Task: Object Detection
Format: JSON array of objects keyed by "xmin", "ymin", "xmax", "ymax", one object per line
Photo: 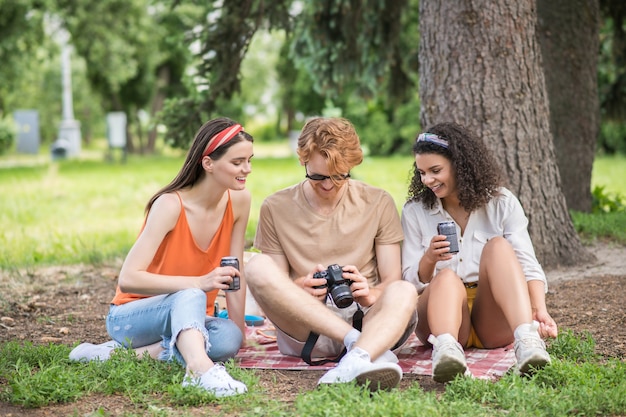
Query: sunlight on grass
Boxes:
[
  {"xmin": 591, "ymin": 154, "xmax": 626, "ymax": 195},
  {"xmin": 0, "ymin": 141, "xmax": 624, "ymax": 269}
]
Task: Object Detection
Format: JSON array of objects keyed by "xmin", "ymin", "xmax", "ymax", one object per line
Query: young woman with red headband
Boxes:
[{"xmin": 69, "ymin": 117, "xmax": 254, "ymax": 397}]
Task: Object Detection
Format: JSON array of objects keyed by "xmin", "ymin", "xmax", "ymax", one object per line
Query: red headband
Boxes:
[{"xmin": 201, "ymin": 124, "xmax": 243, "ymax": 160}]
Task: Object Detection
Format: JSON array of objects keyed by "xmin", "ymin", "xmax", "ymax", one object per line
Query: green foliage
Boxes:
[
  {"xmin": 546, "ymin": 329, "xmax": 598, "ymax": 362},
  {"xmin": 275, "ymin": 36, "xmax": 326, "ymax": 131},
  {"xmin": 345, "ymin": 93, "xmax": 421, "ymax": 156},
  {"xmin": 0, "ymin": 0, "xmax": 51, "ymax": 114},
  {"xmin": 159, "ymin": 1, "xmax": 292, "ymax": 150},
  {"xmin": 291, "ymin": 0, "xmax": 413, "ymax": 100},
  {"xmin": 572, "ymin": 182, "xmax": 626, "ymax": 243},
  {"xmin": 0, "ymin": 117, "xmax": 15, "ymax": 155},
  {"xmin": 598, "ymin": 120, "xmax": 626, "ymax": 154},
  {"xmin": 591, "ymin": 184, "xmax": 626, "ymax": 213},
  {"xmin": 570, "ymin": 209, "xmax": 626, "ymax": 244},
  {"xmin": 597, "ymin": 2, "xmax": 626, "ymax": 153}
]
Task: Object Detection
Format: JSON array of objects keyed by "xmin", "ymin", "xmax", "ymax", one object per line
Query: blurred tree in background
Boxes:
[
  {"xmin": 1, "ymin": 1, "xmax": 625, "ymax": 181},
  {"xmin": 598, "ymin": 0, "xmax": 626, "ymax": 154}
]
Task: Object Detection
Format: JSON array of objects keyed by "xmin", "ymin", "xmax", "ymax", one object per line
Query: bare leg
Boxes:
[
  {"xmin": 245, "ymin": 254, "xmax": 353, "ymax": 343},
  {"xmin": 415, "ymin": 269, "xmax": 471, "ymax": 345},
  {"xmin": 133, "ymin": 342, "xmax": 163, "ymax": 359},
  {"xmin": 175, "ymin": 329, "xmax": 214, "ymax": 376},
  {"xmin": 354, "ymin": 280, "xmax": 417, "ymax": 360},
  {"xmin": 472, "ymin": 237, "xmax": 533, "ymax": 347}
]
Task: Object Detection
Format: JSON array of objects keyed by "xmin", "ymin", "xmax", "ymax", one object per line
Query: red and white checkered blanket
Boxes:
[{"xmin": 236, "ymin": 323, "xmax": 515, "ymax": 380}]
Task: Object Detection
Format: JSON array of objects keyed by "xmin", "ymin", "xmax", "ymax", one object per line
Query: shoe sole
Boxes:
[
  {"xmin": 432, "ymin": 356, "xmax": 467, "ymax": 383},
  {"xmin": 354, "ymin": 367, "xmax": 402, "ymax": 391},
  {"xmin": 518, "ymin": 354, "xmax": 550, "ymax": 375}
]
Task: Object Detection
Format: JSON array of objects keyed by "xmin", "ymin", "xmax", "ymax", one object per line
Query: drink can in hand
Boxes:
[
  {"xmin": 220, "ymin": 256, "xmax": 240, "ymax": 291},
  {"xmin": 437, "ymin": 221, "xmax": 460, "ymax": 253}
]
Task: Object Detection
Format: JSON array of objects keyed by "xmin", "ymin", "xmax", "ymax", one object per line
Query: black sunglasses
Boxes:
[{"xmin": 305, "ymin": 164, "xmax": 350, "ymax": 182}]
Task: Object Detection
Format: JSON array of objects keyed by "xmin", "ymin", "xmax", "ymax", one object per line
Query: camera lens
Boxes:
[{"xmin": 330, "ymin": 284, "xmax": 354, "ymax": 308}]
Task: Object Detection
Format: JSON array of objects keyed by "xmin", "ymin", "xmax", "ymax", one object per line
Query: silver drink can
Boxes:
[
  {"xmin": 220, "ymin": 256, "xmax": 240, "ymax": 291},
  {"xmin": 437, "ymin": 221, "xmax": 460, "ymax": 253}
]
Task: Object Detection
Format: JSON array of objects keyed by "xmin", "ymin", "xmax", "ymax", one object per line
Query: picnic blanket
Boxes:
[{"xmin": 236, "ymin": 322, "xmax": 515, "ymax": 380}]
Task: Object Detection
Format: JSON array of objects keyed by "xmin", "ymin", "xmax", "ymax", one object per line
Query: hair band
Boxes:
[
  {"xmin": 201, "ymin": 124, "xmax": 243, "ymax": 160},
  {"xmin": 416, "ymin": 133, "xmax": 449, "ymax": 149}
]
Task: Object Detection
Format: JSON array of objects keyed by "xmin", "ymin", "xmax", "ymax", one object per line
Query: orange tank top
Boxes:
[{"xmin": 111, "ymin": 192, "xmax": 234, "ymax": 315}]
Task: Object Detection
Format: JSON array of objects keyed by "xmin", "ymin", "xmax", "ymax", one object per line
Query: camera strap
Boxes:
[{"xmin": 301, "ymin": 306, "xmax": 363, "ymax": 366}]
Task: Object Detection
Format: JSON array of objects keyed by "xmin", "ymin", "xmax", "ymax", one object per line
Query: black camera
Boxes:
[{"xmin": 313, "ymin": 264, "xmax": 354, "ymax": 308}]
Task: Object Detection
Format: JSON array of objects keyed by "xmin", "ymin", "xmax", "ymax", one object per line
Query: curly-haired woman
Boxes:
[{"xmin": 401, "ymin": 122, "xmax": 557, "ymax": 383}]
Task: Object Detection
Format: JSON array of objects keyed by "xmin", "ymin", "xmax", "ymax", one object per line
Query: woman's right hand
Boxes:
[
  {"xmin": 426, "ymin": 234, "xmax": 454, "ymax": 264},
  {"xmin": 198, "ymin": 266, "xmax": 239, "ymax": 292}
]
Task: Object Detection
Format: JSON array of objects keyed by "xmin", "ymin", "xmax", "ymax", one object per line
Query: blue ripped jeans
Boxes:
[{"xmin": 106, "ymin": 288, "xmax": 242, "ymax": 366}]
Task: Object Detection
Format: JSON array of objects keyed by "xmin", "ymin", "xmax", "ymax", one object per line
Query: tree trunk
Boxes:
[
  {"xmin": 419, "ymin": 0, "xmax": 594, "ymax": 267},
  {"xmin": 146, "ymin": 65, "xmax": 171, "ymax": 154},
  {"xmin": 537, "ymin": 0, "xmax": 600, "ymax": 213}
]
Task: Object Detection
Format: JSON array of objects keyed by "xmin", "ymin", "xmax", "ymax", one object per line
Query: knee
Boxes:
[
  {"xmin": 167, "ymin": 289, "xmax": 208, "ymax": 318},
  {"xmin": 208, "ymin": 319, "xmax": 243, "ymax": 362},
  {"xmin": 175, "ymin": 288, "xmax": 207, "ymax": 307},
  {"xmin": 482, "ymin": 236, "xmax": 513, "ymax": 257},
  {"xmin": 386, "ymin": 280, "xmax": 418, "ymax": 306},
  {"xmin": 431, "ymin": 269, "xmax": 464, "ymax": 291},
  {"xmin": 244, "ymin": 254, "xmax": 282, "ymax": 290}
]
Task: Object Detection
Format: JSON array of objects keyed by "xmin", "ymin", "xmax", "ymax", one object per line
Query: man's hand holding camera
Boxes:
[
  {"xmin": 297, "ymin": 263, "xmax": 377, "ymax": 308},
  {"xmin": 341, "ymin": 265, "xmax": 372, "ymax": 306},
  {"xmin": 298, "ymin": 264, "xmax": 331, "ymax": 301}
]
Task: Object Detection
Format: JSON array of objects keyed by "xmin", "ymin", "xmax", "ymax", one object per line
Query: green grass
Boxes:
[
  {"xmin": 2, "ymin": 143, "xmax": 625, "ymax": 269},
  {"xmin": 0, "ymin": 144, "xmax": 416, "ymax": 269},
  {"xmin": 591, "ymin": 154, "xmax": 626, "ymax": 196},
  {"xmin": 1, "ymin": 145, "xmax": 625, "ymax": 414},
  {"xmin": 0, "ymin": 331, "xmax": 624, "ymax": 416}
]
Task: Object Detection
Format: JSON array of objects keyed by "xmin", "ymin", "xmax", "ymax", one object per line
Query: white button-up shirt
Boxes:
[{"xmin": 401, "ymin": 187, "xmax": 547, "ymax": 294}]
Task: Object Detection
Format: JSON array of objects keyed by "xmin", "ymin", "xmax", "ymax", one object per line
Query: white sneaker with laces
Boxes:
[
  {"xmin": 317, "ymin": 347, "xmax": 402, "ymax": 391},
  {"xmin": 514, "ymin": 321, "xmax": 551, "ymax": 375},
  {"xmin": 182, "ymin": 364, "xmax": 247, "ymax": 397},
  {"xmin": 69, "ymin": 341, "xmax": 121, "ymax": 362},
  {"xmin": 428, "ymin": 333, "xmax": 468, "ymax": 383}
]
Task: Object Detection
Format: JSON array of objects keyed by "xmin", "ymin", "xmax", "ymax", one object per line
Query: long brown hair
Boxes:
[{"xmin": 145, "ymin": 117, "xmax": 253, "ymax": 213}]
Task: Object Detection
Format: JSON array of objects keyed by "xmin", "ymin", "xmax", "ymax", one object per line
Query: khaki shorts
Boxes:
[{"xmin": 276, "ymin": 301, "xmax": 418, "ymax": 359}]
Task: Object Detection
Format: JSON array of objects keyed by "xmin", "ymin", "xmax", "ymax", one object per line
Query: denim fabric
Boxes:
[{"xmin": 106, "ymin": 288, "xmax": 242, "ymax": 365}]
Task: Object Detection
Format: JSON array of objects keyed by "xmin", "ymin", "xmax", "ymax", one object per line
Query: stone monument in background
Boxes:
[
  {"xmin": 13, "ymin": 110, "xmax": 40, "ymax": 154},
  {"xmin": 55, "ymin": 29, "xmax": 81, "ymax": 158}
]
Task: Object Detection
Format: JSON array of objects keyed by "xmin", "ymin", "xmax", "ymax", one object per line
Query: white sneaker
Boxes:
[
  {"xmin": 182, "ymin": 364, "xmax": 247, "ymax": 397},
  {"xmin": 317, "ymin": 347, "xmax": 402, "ymax": 391},
  {"xmin": 428, "ymin": 334, "xmax": 468, "ymax": 383},
  {"xmin": 69, "ymin": 341, "xmax": 120, "ymax": 362},
  {"xmin": 514, "ymin": 321, "xmax": 551, "ymax": 375},
  {"xmin": 373, "ymin": 349, "xmax": 399, "ymax": 364}
]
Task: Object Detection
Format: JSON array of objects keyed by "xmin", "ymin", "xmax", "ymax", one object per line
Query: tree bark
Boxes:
[
  {"xmin": 419, "ymin": 0, "xmax": 594, "ymax": 267},
  {"xmin": 537, "ymin": 0, "xmax": 600, "ymax": 213},
  {"xmin": 146, "ymin": 65, "xmax": 171, "ymax": 154}
]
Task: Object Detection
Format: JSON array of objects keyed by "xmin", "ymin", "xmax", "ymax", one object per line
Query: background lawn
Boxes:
[{"xmin": 0, "ymin": 142, "xmax": 625, "ymax": 269}]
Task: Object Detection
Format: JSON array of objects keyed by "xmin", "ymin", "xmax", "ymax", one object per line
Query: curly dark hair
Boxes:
[{"xmin": 407, "ymin": 122, "xmax": 504, "ymax": 212}]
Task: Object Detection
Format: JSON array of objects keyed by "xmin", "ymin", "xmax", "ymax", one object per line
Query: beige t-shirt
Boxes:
[{"xmin": 254, "ymin": 180, "xmax": 403, "ymax": 286}]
